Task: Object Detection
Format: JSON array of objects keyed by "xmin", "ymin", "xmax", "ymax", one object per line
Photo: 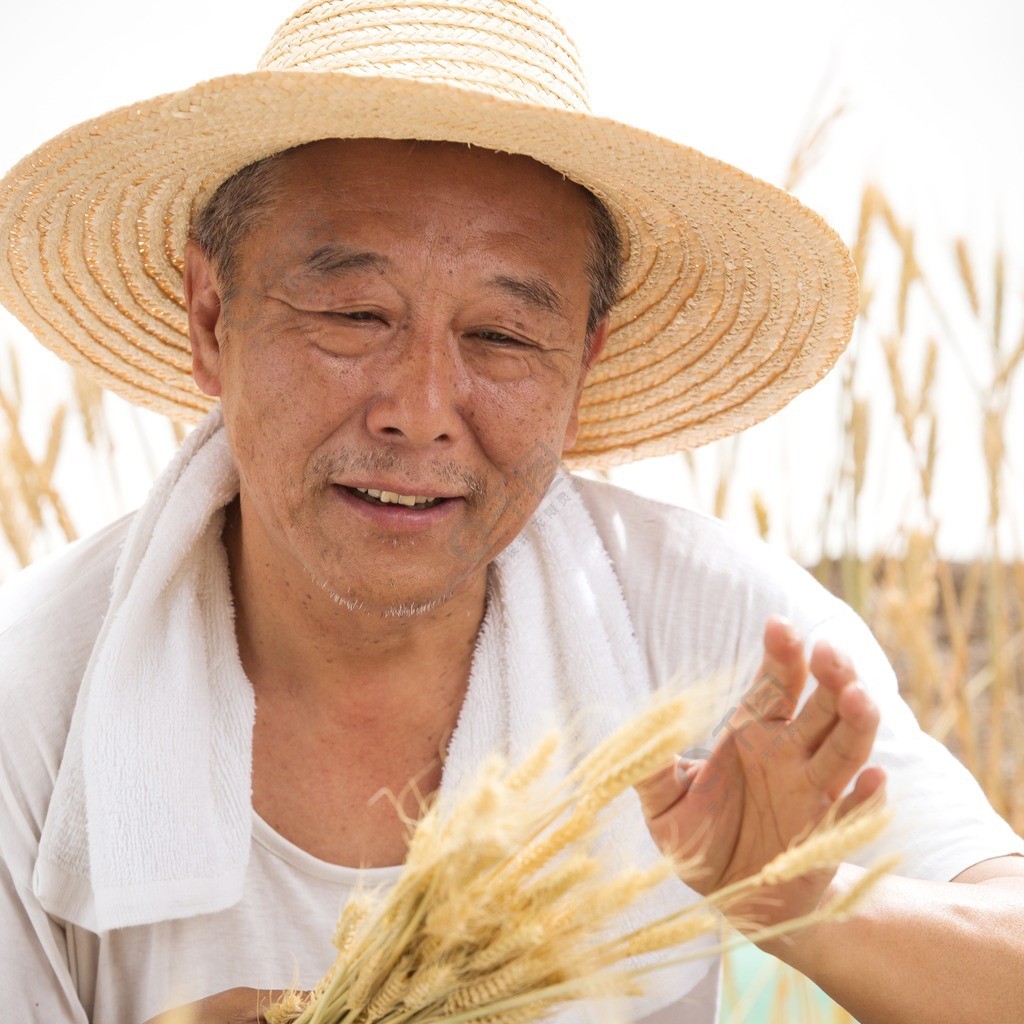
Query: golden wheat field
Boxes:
[{"xmin": 1, "ymin": 169, "xmax": 1021, "ymax": 1023}]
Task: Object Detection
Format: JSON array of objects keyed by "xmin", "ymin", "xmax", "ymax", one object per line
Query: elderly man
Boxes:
[{"xmin": 1, "ymin": 2, "xmax": 1022, "ymax": 1023}]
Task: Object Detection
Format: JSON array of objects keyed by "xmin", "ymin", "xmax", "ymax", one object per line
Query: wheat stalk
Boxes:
[{"xmin": 266, "ymin": 691, "xmax": 893, "ymax": 1024}]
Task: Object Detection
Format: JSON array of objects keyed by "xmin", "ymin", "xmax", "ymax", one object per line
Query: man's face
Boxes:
[{"xmin": 190, "ymin": 139, "xmax": 601, "ymax": 616}]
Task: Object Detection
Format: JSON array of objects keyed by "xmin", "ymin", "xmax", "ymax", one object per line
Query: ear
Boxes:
[
  {"xmin": 562, "ymin": 318, "xmax": 610, "ymax": 453},
  {"xmin": 182, "ymin": 239, "xmax": 225, "ymax": 398}
]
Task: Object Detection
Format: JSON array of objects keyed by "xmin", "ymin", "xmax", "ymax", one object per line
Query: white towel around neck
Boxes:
[{"xmin": 35, "ymin": 407, "xmax": 714, "ymax": 1014}]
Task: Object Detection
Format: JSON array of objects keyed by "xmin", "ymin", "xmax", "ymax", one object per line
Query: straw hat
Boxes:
[{"xmin": 0, "ymin": 0, "xmax": 856, "ymax": 468}]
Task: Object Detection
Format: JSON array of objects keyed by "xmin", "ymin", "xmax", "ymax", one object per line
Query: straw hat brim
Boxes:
[{"xmin": 0, "ymin": 70, "xmax": 857, "ymax": 468}]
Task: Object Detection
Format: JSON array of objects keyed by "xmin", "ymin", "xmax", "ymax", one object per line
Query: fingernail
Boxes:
[
  {"xmin": 777, "ymin": 617, "xmax": 798, "ymax": 643},
  {"xmin": 832, "ymin": 648, "xmax": 852, "ymax": 672},
  {"xmin": 674, "ymin": 757, "xmax": 695, "ymax": 789},
  {"xmin": 856, "ymin": 683, "xmax": 876, "ymax": 710},
  {"xmin": 846, "ymin": 682, "xmax": 876, "ymax": 719}
]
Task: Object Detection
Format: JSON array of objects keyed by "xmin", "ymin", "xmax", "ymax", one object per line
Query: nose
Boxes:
[{"xmin": 364, "ymin": 322, "xmax": 466, "ymax": 447}]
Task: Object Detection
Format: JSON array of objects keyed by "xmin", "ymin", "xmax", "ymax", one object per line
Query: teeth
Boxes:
[{"xmin": 354, "ymin": 486, "xmax": 440, "ymax": 508}]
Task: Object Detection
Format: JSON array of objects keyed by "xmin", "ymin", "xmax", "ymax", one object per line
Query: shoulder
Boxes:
[
  {"xmin": 0, "ymin": 516, "xmax": 131, "ymax": 832},
  {"xmin": 573, "ymin": 476, "xmax": 844, "ymax": 686},
  {"xmin": 0, "ymin": 513, "xmax": 130, "ymax": 660},
  {"xmin": 575, "ymin": 475, "xmax": 842, "ymax": 626}
]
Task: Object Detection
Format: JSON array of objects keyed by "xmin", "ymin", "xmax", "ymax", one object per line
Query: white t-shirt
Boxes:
[{"xmin": 1, "ymin": 478, "xmax": 1021, "ymax": 1023}]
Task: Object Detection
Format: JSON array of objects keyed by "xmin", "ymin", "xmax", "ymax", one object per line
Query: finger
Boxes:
[
  {"xmin": 789, "ymin": 641, "xmax": 857, "ymax": 751},
  {"xmin": 805, "ymin": 681, "xmax": 880, "ymax": 799},
  {"xmin": 220, "ymin": 987, "xmax": 307, "ymax": 1022},
  {"xmin": 837, "ymin": 765, "xmax": 888, "ymax": 818},
  {"xmin": 145, "ymin": 989, "xmax": 306, "ymax": 1024},
  {"xmin": 733, "ymin": 616, "xmax": 808, "ymax": 728},
  {"xmin": 634, "ymin": 756, "xmax": 698, "ymax": 820},
  {"xmin": 257, "ymin": 988, "xmax": 307, "ymax": 1023}
]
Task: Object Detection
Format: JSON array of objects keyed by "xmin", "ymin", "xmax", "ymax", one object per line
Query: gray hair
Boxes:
[{"xmin": 190, "ymin": 144, "xmax": 624, "ymax": 342}]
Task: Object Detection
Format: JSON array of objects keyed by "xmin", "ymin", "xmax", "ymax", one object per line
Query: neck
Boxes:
[{"xmin": 223, "ymin": 497, "xmax": 488, "ymax": 716}]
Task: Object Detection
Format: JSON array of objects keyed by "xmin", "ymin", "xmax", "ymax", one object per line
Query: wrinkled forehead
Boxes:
[
  {"xmin": 228, "ymin": 138, "xmax": 599, "ymax": 290},
  {"xmin": 268, "ymin": 137, "xmax": 595, "ymax": 217}
]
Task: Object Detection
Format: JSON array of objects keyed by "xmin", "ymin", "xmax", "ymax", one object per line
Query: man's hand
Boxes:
[
  {"xmin": 635, "ymin": 616, "xmax": 886, "ymax": 932},
  {"xmin": 142, "ymin": 988, "xmax": 299, "ymax": 1024}
]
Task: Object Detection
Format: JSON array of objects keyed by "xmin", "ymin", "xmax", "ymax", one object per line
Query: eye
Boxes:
[
  {"xmin": 475, "ymin": 330, "xmax": 527, "ymax": 346},
  {"xmin": 330, "ymin": 310, "xmax": 382, "ymax": 323}
]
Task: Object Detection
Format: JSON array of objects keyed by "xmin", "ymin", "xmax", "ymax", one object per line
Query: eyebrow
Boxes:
[
  {"xmin": 487, "ymin": 274, "xmax": 568, "ymax": 321},
  {"xmin": 301, "ymin": 245, "xmax": 568, "ymax": 321},
  {"xmin": 303, "ymin": 243, "xmax": 392, "ymax": 276}
]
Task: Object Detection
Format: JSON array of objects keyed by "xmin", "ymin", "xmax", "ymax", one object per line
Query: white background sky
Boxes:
[{"xmin": 1, "ymin": 0, "xmax": 1022, "ymax": 564}]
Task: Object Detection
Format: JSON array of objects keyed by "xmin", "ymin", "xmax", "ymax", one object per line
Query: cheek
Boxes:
[
  {"xmin": 465, "ymin": 373, "xmax": 581, "ymax": 525},
  {"xmin": 219, "ymin": 331, "xmax": 359, "ymax": 509},
  {"xmin": 468, "ymin": 368, "xmax": 579, "ymax": 452}
]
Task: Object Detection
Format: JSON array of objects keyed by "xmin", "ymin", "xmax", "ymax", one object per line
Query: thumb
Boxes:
[{"xmin": 634, "ymin": 755, "xmax": 699, "ymax": 820}]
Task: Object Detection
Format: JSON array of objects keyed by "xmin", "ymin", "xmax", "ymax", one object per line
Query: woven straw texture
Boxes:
[{"xmin": 0, "ymin": 0, "xmax": 857, "ymax": 467}]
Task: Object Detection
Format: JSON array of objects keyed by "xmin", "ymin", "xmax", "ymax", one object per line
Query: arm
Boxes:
[
  {"xmin": 0, "ymin": 688, "xmax": 89, "ymax": 1021},
  {"xmin": 768, "ymin": 855, "xmax": 1024, "ymax": 1024},
  {"xmin": 0, "ymin": 854, "xmax": 89, "ymax": 1022}
]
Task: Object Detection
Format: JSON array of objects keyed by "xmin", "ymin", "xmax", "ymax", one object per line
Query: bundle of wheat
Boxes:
[{"xmin": 266, "ymin": 690, "xmax": 894, "ymax": 1024}]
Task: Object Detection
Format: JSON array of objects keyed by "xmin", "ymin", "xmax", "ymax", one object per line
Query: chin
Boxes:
[{"xmin": 302, "ymin": 562, "xmax": 463, "ymax": 619}]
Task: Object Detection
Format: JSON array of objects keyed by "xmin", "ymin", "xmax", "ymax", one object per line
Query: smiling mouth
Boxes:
[{"xmin": 347, "ymin": 486, "xmax": 447, "ymax": 510}]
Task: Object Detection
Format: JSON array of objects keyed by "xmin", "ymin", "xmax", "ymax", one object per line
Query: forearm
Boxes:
[{"xmin": 764, "ymin": 868, "xmax": 1024, "ymax": 1024}]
